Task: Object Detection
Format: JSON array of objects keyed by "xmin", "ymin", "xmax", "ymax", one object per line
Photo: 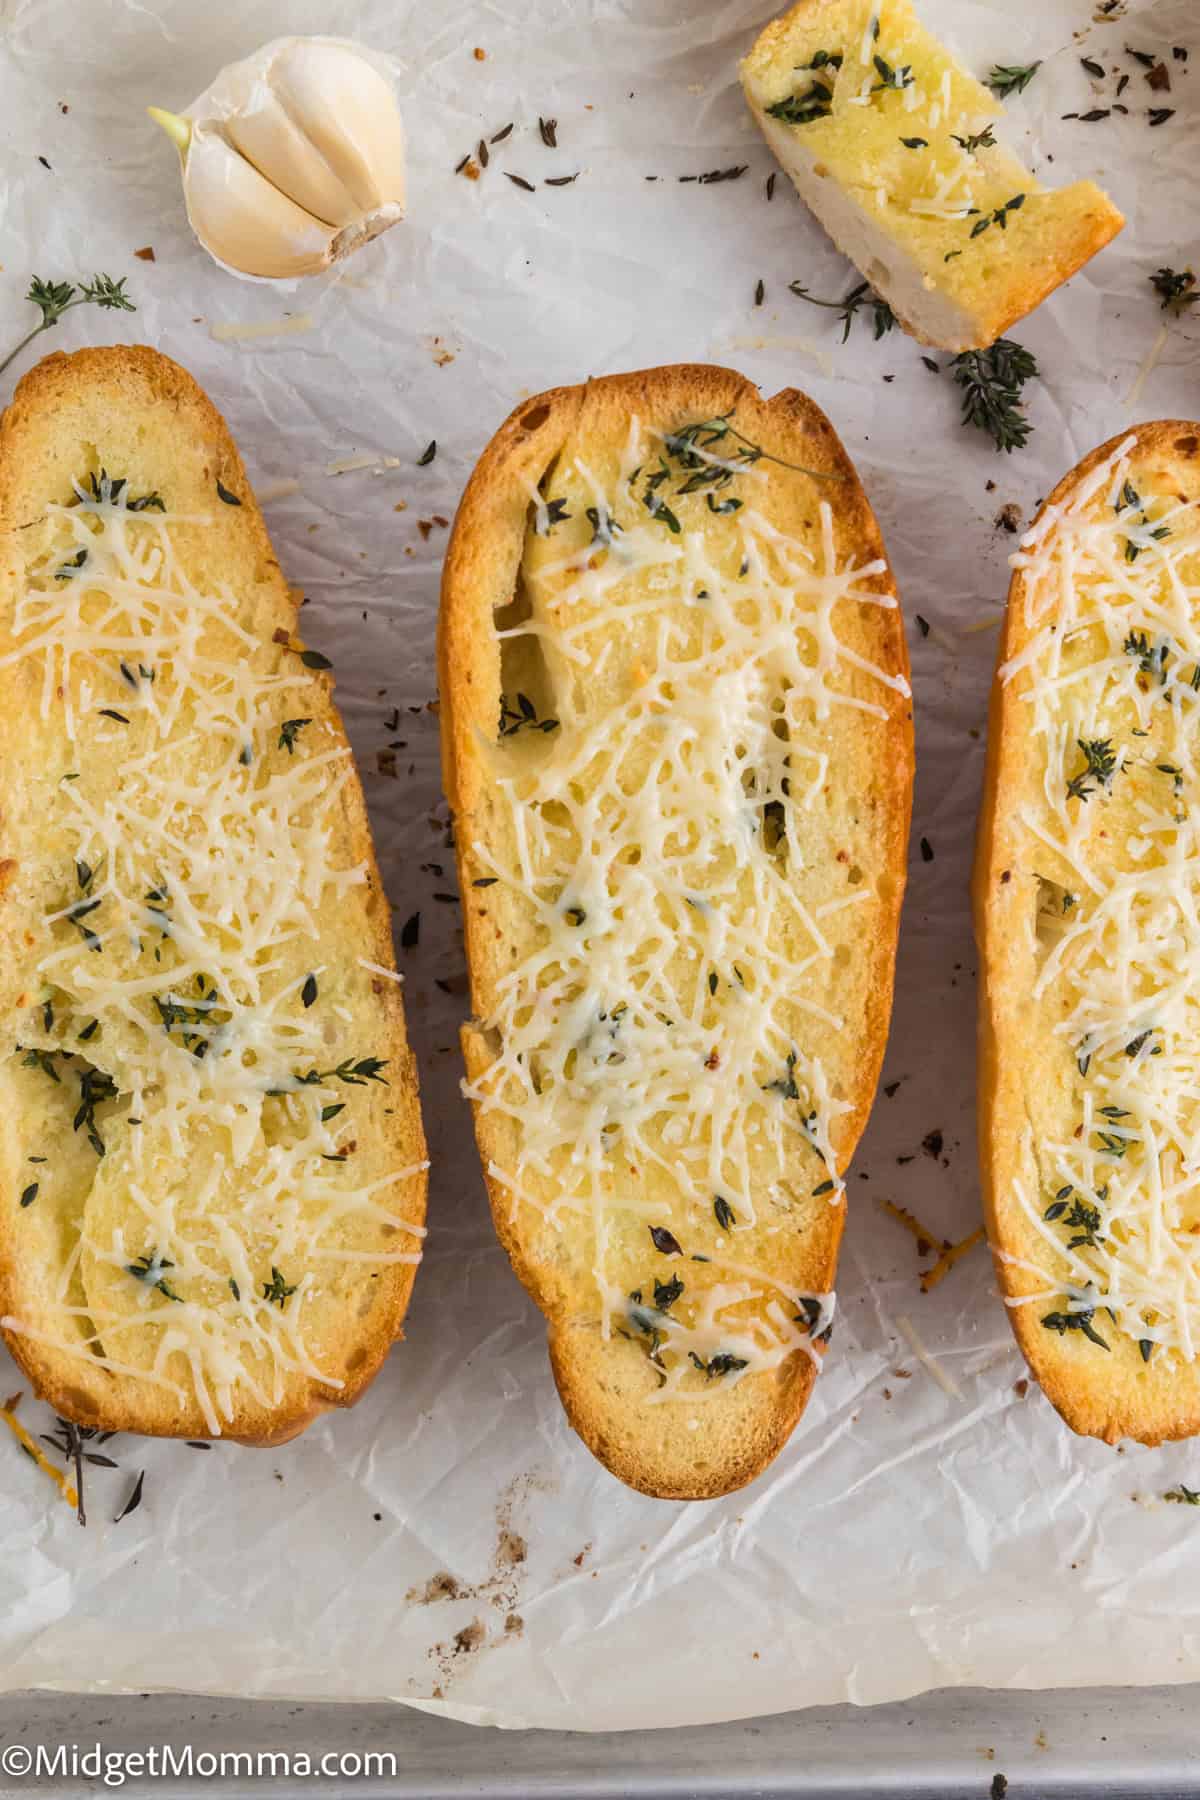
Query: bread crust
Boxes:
[
  {"xmin": 0, "ymin": 346, "xmax": 427, "ymax": 1445},
  {"xmin": 440, "ymin": 364, "xmax": 913, "ymax": 1497},
  {"xmin": 975, "ymin": 420, "xmax": 1200, "ymax": 1446}
]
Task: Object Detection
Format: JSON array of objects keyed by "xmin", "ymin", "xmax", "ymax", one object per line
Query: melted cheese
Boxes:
[
  {"xmin": 467, "ymin": 419, "xmax": 906, "ymax": 1398},
  {"xmin": 0, "ymin": 481, "xmax": 424, "ymax": 1432},
  {"xmin": 1001, "ymin": 435, "xmax": 1200, "ymax": 1365}
]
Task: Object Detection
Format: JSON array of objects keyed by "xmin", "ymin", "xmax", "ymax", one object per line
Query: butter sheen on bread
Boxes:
[
  {"xmin": 440, "ymin": 364, "xmax": 912, "ymax": 1498},
  {"xmin": 0, "ymin": 347, "xmax": 427, "ymax": 1444},
  {"xmin": 976, "ymin": 422, "xmax": 1200, "ymax": 1445}
]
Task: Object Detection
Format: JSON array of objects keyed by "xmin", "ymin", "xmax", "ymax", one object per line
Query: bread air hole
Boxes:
[
  {"xmin": 1034, "ymin": 872, "xmax": 1075, "ymax": 944},
  {"xmin": 492, "ymin": 487, "xmax": 561, "ymax": 746}
]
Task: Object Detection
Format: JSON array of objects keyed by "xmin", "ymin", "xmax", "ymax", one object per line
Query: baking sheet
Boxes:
[{"xmin": 1, "ymin": 0, "xmax": 1199, "ymax": 1736}]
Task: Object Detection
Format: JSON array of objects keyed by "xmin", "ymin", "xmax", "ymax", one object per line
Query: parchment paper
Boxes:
[{"xmin": 1, "ymin": 0, "xmax": 1198, "ymax": 1734}]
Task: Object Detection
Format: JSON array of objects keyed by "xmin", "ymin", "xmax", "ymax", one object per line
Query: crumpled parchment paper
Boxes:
[{"xmin": 1, "ymin": 0, "xmax": 1198, "ymax": 1734}]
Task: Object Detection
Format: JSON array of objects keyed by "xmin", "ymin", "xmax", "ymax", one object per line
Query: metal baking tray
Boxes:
[{"xmin": 3, "ymin": 1686, "xmax": 1199, "ymax": 1798}]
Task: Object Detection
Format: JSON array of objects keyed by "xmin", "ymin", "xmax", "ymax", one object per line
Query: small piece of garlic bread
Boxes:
[{"xmin": 741, "ymin": 0, "xmax": 1123, "ymax": 351}]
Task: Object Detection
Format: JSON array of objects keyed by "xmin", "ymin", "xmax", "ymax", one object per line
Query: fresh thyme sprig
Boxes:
[
  {"xmin": 953, "ymin": 126, "xmax": 997, "ymax": 153},
  {"xmin": 0, "ymin": 274, "xmax": 136, "ymax": 381},
  {"xmin": 40, "ymin": 1415, "xmax": 119, "ymax": 1527},
  {"xmin": 789, "ymin": 279, "xmax": 895, "ymax": 343},
  {"xmin": 266, "ymin": 1056, "xmax": 388, "ymax": 1097},
  {"xmin": 1042, "ymin": 1304, "xmax": 1109, "ymax": 1349},
  {"xmin": 871, "ymin": 54, "xmax": 914, "ymax": 91},
  {"xmin": 987, "ymin": 62, "xmax": 1041, "ymax": 98},
  {"xmin": 638, "ymin": 409, "xmax": 837, "ymax": 531},
  {"xmin": 499, "ymin": 691, "xmax": 559, "ymax": 737},
  {"xmin": 1150, "ymin": 267, "xmax": 1197, "ymax": 316},
  {"xmin": 766, "ymin": 80, "xmax": 834, "ymax": 125},
  {"xmin": 262, "ymin": 1266, "xmax": 298, "ymax": 1308},
  {"xmin": 74, "ymin": 1066, "xmax": 119, "ymax": 1156},
  {"xmin": 125, "ymin": 1250, "xmax": 182, "ymax": 1302},
  {"xmin": 1066, "ymin": 736, "xmax": 1118, "ymax": 802},
  {"xmin": 689, "ymin": 1350, "xmax": 750, "ymax": 1377},
  {"xmin": 950, "ymin": 338, "xmax": 1039, "ymax": 452}
]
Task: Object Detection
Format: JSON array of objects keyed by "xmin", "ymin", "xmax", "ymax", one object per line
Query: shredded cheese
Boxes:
[
  {"xmin": 466, "ymin": 416, "xmax": 906, "ymax": 1399},
  {"xmin": 1001, "ymin": 432, "xmax": 1200, "ymax": 1366},
  {"xmin": 0, "ymin": 478, "xmax": 423, "ymax": 1432}
]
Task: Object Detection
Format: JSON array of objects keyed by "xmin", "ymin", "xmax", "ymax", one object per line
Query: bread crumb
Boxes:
[
  {"xmin": 474, "ymin": 46, "xmax": 486, "ymax": 59},
  {"xmin": 453, "ymin": 1619, "xmax": 486, "ymax": 1655},
  {"xmin": 497, "ymin": 1529, "xmax": 527, "ymax": 1567},
  {"xmin": 504, "ymin": 1613, "xmax": 524, "ymax": 1636},
  {"xmin": 407, "ymin": 1571, "xmax": 461, "ymax": 1605}
]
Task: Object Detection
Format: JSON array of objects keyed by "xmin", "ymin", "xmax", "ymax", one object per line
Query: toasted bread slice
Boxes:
[
  {"xmin": 440, "ymin": 364, "xmax": 913, "ymax": 1497},
  {"xmin": 976, "ymin": 421, "xmax": 1200, "ymax": 1445},
  {"xmin": 0, "ymin": 346, "xmax": 427, "ymax": 1444},
  {"xmin": 741, "ymin": 0, "xmax": 1123, "ymax": 352}
]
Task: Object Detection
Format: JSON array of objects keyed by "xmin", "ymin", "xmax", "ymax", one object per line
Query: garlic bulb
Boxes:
[{"xmin": 150, "ymin": 37, "xmax": 406, "ymax": 281}]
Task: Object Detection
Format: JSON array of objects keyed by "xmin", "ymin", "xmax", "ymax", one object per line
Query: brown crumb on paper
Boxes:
[
  {"xmin": 134, "ymin": 246, "xmax": 156, "ymax": 262},
  {"xmin": 497, "ymin": 1529, "xmax": 527, "ymax": 1567},
  {"xmin": 453, "ymin": 1619, "xmax": 486, "ymax": 1655},
  {"xmin": 504, "ymin": 1612, "xmax": 524, "ymax": 1636},
  {"xmin": 407, "ymin": 1571, "xmax": 461, "ymax": 1605}
]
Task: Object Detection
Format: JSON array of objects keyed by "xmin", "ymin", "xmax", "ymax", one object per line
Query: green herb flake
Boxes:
[
  {"xmin": 278, "ymin": 717, "xmax": 311, "ymax": 754},
  {"xmin": 988, "ymin": 62, "xmax": 1041, "ymax": 98},
  {"xmin": 262, "ymin": 1266, "xmax": 297, "ymax": 1308}
]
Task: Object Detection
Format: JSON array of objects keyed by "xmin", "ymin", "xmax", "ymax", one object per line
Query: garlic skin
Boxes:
[{"xmin": 151, "ymin": 37, "xmax": 406, "ymax": 281}]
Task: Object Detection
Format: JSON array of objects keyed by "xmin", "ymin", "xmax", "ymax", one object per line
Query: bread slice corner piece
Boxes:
[
  {"xmin": 741, "ymin": 0, "xmax": 1123, "ymax": 352},
  {"xmin": 0, "ymin": 346, "xmax": 427, "ymax": 1444},
  {"xmin": 976, "ymin": 419, "xmax": 1200, "ymax": 1447},
  {"xmin": 441, "ymin": 364, "xmax": 913, "ymax": 1498}
]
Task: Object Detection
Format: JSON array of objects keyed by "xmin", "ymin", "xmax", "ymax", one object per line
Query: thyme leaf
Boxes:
[{"xmin": 987, "ymin": 62, "xmax": 1041, "ymax": 98}]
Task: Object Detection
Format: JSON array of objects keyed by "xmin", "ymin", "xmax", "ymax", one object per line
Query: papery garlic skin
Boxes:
[{"xmin": 153, "ymin": 37, "xmax": 405, "ymax": 281}]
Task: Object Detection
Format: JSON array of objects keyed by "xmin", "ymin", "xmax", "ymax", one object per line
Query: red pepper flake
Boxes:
[
  {"xmin": 134, "ymin": 246, "xmax": 156, "ymax": 261},
  {"xmin": 473, "ymin": 46, "xmax": 486, "ymax": 60}
]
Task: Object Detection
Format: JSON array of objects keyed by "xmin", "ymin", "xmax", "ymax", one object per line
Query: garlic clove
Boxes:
[
  {"xmin": 151, "ymin": 36, "xmax": 406, "ymax": 283},
  {"xmin": 231, "ymin": 40, "xmax": 405, "ymax": 223},
  {"xmin": 182, "ymin": 125, "xmax": 339, "ymax": 280}
]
